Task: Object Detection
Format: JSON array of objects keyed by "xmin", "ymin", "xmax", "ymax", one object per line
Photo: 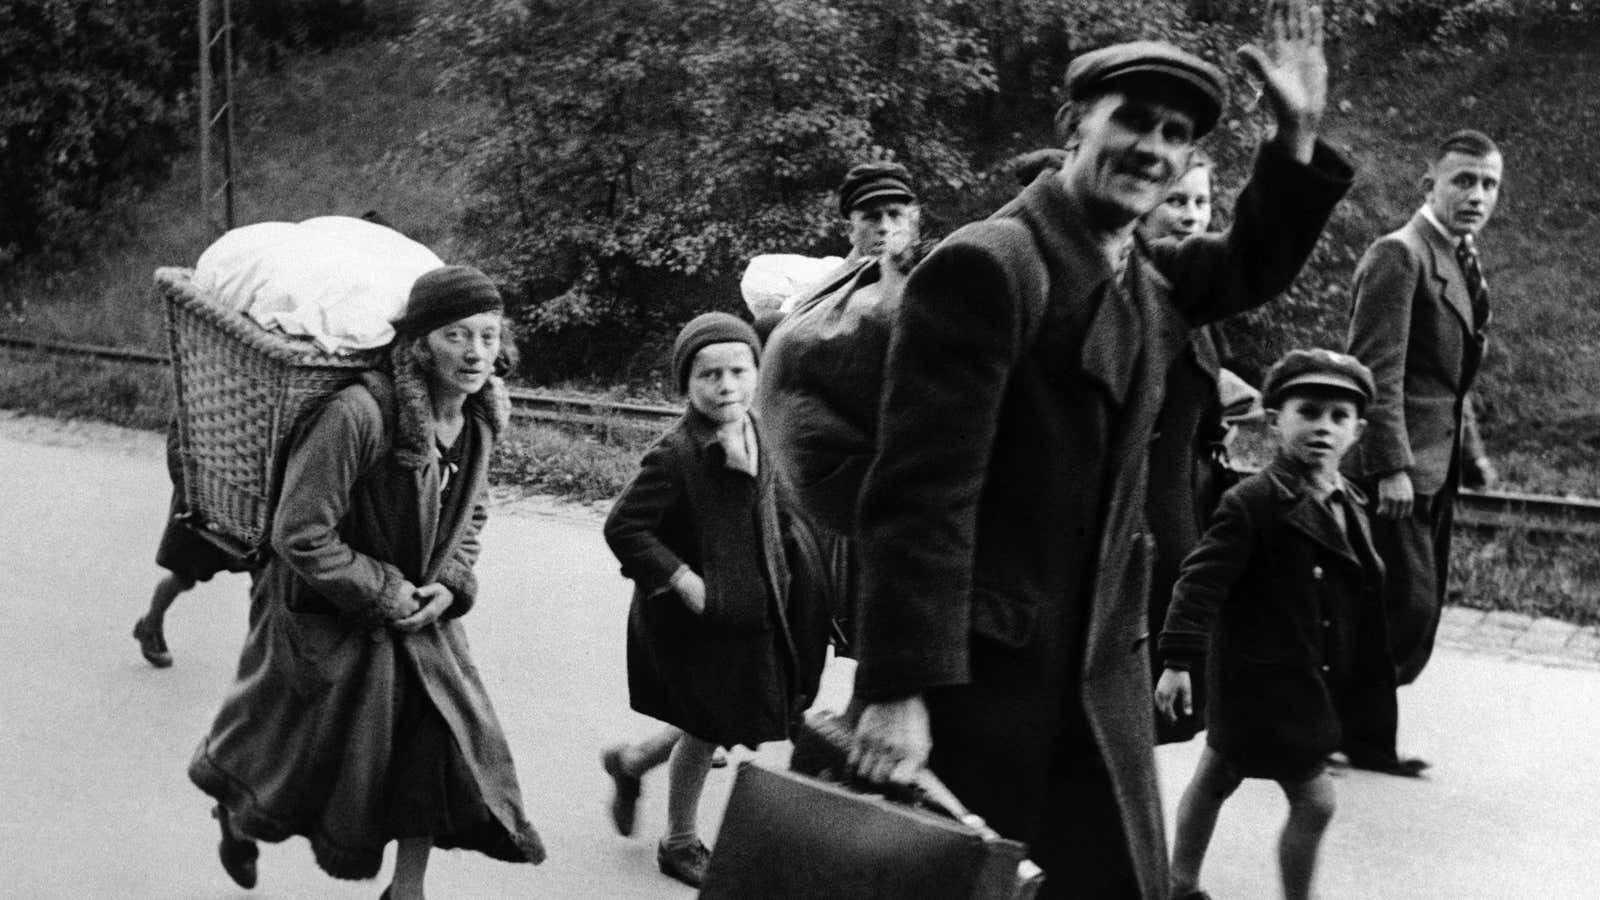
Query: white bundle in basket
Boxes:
[
  {"xmin": 740, "ymin": 253, "xmax": 848, "ymax": 317},
  {"xmin": 193, "ymin": 215, "xmax": 443, "ymax": 354}
]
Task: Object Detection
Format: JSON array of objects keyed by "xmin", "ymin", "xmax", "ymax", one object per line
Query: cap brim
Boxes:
[
  {"xmin": 1098, "ymin": 68, "xmax": 1223, "ymax": 137},
  {"xmin": 1272, "ymin": 373, "xmax": 1370, "ymax": 404},
  {"xmin": 848, "ymin": 186, "xmax": 916, "ymax": 211}
]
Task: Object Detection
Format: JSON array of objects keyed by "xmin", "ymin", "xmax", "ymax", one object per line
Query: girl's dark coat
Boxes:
[
  {"xmin": 1160, "ymin": 458, "xmax": 1395, "ymax": 779},
  {"xmin": 188, "ymin": 366, "xmax": 544, "ymax": 879},
  {"xmin": 603, "ymin": 410, "xmax": 810, "ymax": 747}
]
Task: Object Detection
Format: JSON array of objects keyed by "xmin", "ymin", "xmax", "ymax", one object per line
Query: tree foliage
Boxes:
[
  {"xmin": 0, "ymin": 1, "xmax": 192, "ymax": 262},
  {"xmin": 422, "ymin": 0, "xmax": 1597, "ymax": 381},
  {"xmin": 422, "ymin": 0, "xmax": 1008, "ymax": 378},
  {"xmin": 0, "ymin": 0, "xmax": 409, "ymax": 267}
]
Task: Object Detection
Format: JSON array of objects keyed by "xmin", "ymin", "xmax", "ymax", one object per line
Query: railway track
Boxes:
[{"xmin": 5, "ymin": 333, "xmax": 1598, "ymax": 538}]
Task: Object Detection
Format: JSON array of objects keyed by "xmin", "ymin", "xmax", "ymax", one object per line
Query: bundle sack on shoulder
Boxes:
[
  {"xmin": 160, "ymin": 216, "xmax": 441, "ymax": 564},
  {"xmin": 699, "ymin": 711, "xmax": 1044, "ymax": 900}
]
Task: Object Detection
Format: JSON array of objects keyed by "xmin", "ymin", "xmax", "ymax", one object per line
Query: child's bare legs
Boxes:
[
  {"xmin": 134, "ymin": 572, "xmax": 194, "ymax": 667},
  {"xmin": 665, "ymin": 732, "xmax": 717, "ymax": 842},
  {"xmin": 1170, "ymin": 746, "xmax": 1242, "ymax": 897},
  {"xmin": 388, "ymin": 837, "xmax": 432, "ymax": 900},
  {"xmin": 623, "ymin": 726, "xmax": 684, "ymax": 773},
  {"xmin": 657, "ymin": 732, "xmax": 717, "ymax": 886},
  {"xmin": 602, "ymin": 726, "xmax": 682, "ymax": 836},
  {"xmin": 1277, "ymin": 770, "xmax": 1336, "ymax": 900}
]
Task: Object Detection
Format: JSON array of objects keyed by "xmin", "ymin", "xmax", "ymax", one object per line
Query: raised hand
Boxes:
[{"xmin": 1237, "ymin": 0, "xmax": 1326, "ymax": 159}]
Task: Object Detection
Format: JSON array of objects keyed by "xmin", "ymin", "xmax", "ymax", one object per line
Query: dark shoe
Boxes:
[
  {"xmin": 133, "ymin": 616, "xmax": 173, "ymax": 668},
  {"xmin": 1346, "ymin": 753, "xmax": 1430, "ymax": 778},
  {"xmin": 1172, "ymin": 891, "xmax": 1214, "ymax": 900},
  {"xmin": 602, "ymin": 745, "xmax": 642, "ymax": 837},
  {"xmin": 657, "ymin": 838, "xmax": 711, "ymax": 888},
  {"xmin": 212, "ymin": 804, "xmax": 259, "ymax": 889}
]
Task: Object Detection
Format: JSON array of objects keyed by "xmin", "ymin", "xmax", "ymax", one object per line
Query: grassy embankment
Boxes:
[
  {"xmin": 1316, "ymin": 30, "xmax": 1600, "ymax": 625},
  {"xmin": 1, "ymin": 33, "xmax": 1596, "ymax": 623},
  {"xmin": 0, "ymin": 39, "xmax": 651, "ymax": 502}
]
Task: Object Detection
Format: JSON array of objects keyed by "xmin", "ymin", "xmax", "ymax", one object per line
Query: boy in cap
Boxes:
[
  {"xmin": 1156, "ymin": 349, "xmax": 1395, "ymax": 900},
  {"xmin": 601, "ymin": 312, "xmax": 811, "ymax": 888}
]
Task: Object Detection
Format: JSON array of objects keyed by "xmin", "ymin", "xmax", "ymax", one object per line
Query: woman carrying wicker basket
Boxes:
[{"xmin": 187, "ymin": 266, "xmax": 544, "ymax": 897}]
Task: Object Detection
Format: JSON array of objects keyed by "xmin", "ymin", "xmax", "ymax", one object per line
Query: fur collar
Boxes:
[{"xmin": 385, "ymin": 343, "xmax": 511, "ymax": 469}]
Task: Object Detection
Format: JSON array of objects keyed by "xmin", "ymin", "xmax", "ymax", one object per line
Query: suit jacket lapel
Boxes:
[{"xmin": 1410, "ymin": 213, "xmax": 1476, "ymax": 335}]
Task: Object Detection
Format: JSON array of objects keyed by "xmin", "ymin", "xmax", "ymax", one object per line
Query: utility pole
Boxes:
[{"xmin": 198, "ymin": 0, "xmax": 238, "ymax": 234}]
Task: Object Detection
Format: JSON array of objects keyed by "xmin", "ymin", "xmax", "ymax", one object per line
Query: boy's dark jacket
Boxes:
[
  {"xmin": 1160, "ymin": 455, "xmax": 1396, "ymax": 778},
  {"xmin": 604, "ymin": 409, "xmax": 823, "ymax": 747}
]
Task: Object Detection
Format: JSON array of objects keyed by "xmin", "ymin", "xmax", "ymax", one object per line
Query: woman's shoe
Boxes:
[
  {"xmin": 212, "ymin": 804, "xmax": 259, "ymax": 889},
  {"xmin": 657, "ymin": 838, "xmax": 711, "ymax": 888},
  {"xmin": 132, "ymin": 616, "xmax": 173, "ymax": 668}
]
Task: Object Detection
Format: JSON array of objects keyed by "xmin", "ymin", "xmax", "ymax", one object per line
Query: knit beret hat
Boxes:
[
  {"xmin": 837, "ymin": 162, "xmax": 917, "ymax": 218},
  {"xmin": 671, "ymin": 312, "xmax": 761, "ymax": 394},
  {"xmin": 392, "ymin": 265, "xmax": 504, "ymax": 338},
  {"xmin": 1062, "ymin": 40, "xmax": 1227, "ymax": 138},
  {"xmin": 1263, "ymin": 348, "xmax": 1376, "ymax": 410}
]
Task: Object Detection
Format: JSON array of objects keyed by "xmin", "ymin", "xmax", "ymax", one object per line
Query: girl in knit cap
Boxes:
[
  {"xmin": 188, "ymin": 265, "xmax": 545, "ymax": 899},
  {"xmin": 601, "ymin": 312, "xmax": 809, "ymax": 888}
]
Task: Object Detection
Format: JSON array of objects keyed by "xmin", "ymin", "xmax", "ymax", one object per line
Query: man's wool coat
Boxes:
[{"xmin": 854, "ymin": 141, "xmax": 1353, "ymax": 898}]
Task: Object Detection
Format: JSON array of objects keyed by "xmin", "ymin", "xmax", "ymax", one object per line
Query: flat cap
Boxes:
[
  {"xmin": 1263, "ymin": 348, "xmax": 1376, "ymax": 409},
  {"xmin": 837, "ymin": 162, "xmax": 917, "ymax": 218},
  {"xmin": 1064, "ymin": 40, "xmax": 1227, "ymax": 138}
]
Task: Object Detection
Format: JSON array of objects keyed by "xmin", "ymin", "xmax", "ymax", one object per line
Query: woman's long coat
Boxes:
[
  {"xmin": 603, "ymin": 410, "xmax": 814, "ymax": 748},
  {"xmin": 1159, "ymin": 459, "xmax": 1395, "ymax": 778},
  {"xmin": 189, "ymin": 367, "xmax": 544, "ymax": 879},
  {"xmin": 852, "ymin": 142, "xmax": 1354, "ymax": 898}
]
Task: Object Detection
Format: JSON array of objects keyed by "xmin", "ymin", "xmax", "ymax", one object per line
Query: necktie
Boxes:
[
  {"xmin": 1319, "ymin": 486, "xmax": 1348, "ymax": 536},
  {"xmin": 1455, "ymin": 234, "xmax": 1490, "ymax": 330}
]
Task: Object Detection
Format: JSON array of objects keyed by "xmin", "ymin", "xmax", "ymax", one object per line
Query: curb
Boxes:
[{"xmin": 1437, "ymin": 604, "xmax": 1600, "ymax": 670}]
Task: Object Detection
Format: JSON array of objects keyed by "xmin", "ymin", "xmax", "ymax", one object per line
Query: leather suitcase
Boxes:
[{"xmin": 701, "ymin": 733, "xmax": 1044, "ymax": 899}]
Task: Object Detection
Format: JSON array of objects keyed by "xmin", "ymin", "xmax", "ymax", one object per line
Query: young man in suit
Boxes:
[
  {"xmin": 845, "ymin": 2, "xmax": 1354, "ymax": 896},
  {"xmin": 1344, "ymin": 129, "xmax": 1504, "ymax": 776}
]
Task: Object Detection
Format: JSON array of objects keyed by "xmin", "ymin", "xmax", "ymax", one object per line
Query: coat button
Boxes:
[
  {"xmin": 1312, "ymin": 566, "xmax": 1324, "ymax": 580},
  {"xmin": 1322, "ymin": 619, "xmax": 1331, "ymax": 627},
  {"xmin": 1321, "ymin": 664, "xmax": 1330, "ymax": 672}
]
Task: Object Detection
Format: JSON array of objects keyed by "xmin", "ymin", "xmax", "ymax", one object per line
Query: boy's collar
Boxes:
[
  {"xmin": 1266, "ymin": 453, "xmax": 1361, "ymax": 503},
  {"xmin": 684, "ymin": 406, "xmax": 757, "ymax": 448}
]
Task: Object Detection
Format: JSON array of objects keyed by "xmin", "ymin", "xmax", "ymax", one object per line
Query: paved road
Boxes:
[{"xmin": 2, "ymin": 413, "xmax": 1598, "ymax": 899}]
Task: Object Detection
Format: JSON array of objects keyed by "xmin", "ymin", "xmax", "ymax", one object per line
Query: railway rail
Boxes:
[{"xmin": 5, "ymin": 333, "xmax": 1598, "ymax": 538}]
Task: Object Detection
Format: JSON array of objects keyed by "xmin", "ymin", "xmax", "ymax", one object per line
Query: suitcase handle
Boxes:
[
  {"xmin": 796, "ymin": 711, "xmax": 1046, "ymax": 888},
  {"xmin": 796, "ymin": 711, "xmax": 997, "ymax": 839}
]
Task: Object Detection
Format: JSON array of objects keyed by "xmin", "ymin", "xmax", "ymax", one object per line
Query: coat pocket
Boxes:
[
  {"xmin": 281, "ymin": 606, "xmax": 363, "ymax": 694},
  {"xmin": 970, "ymin": 585, "xmax": 1038, "ymax": 649},
  {"xmin": 702, "ymin": 577, "xmax": 773, "ymax": 632}
]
